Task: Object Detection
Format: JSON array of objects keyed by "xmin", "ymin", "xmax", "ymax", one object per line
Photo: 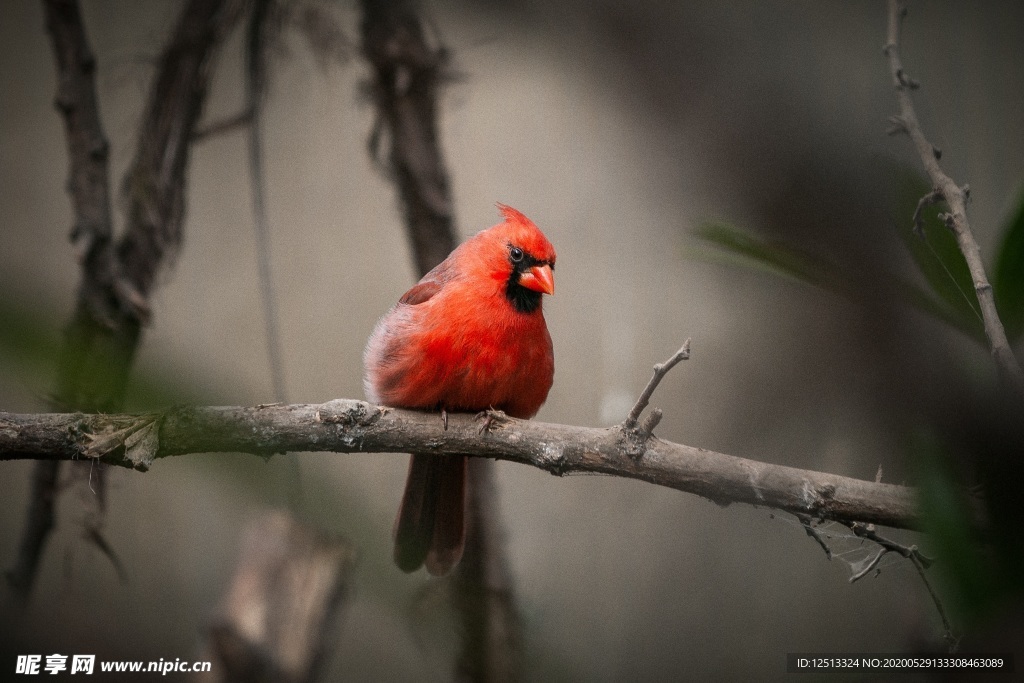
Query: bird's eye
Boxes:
[{"xmin": 509, "ymin": 246, "xmax": 524, "ymax": 263}]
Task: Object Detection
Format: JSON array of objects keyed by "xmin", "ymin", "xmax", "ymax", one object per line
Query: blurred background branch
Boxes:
[
  {"xmin": 7, "ymin": 0, "xmax": 115, "ymax": 609},
  {"xmin": 8, "ymin": 0, "xmax": 246, "ymax": 610},
  {"xmin": 204, "ymin": 511, "xmax": 355, "ymax": 683}
]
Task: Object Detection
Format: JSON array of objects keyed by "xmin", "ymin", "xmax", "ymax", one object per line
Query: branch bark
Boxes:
[
  {"xmin": 884, "ymin": 0, "xmax": 1024, "ymax": 397},
  {"xmin": 0, "ymin": 401, "xmax": 921, "ymax": 531}
]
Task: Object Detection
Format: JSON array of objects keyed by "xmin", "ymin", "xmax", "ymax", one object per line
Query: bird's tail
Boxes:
[{"xmin": 393, "ymin": 453, "xmax": 467, "ymax": 575}]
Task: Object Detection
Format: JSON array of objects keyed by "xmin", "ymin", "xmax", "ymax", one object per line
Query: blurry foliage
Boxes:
[
  {"xmin": 696, "ymin": 168, "xmax": 1024, "ymax": 347},
  {"xmin": 993, "ymin": 189, "xmax": 1024, "ymax": 343},
  {"xmin": 0, "ymin": 296, "xmax": 203, "ymax": 410},
  {"xmin": 912, "ymin": 429, "xmax": 999, "ymax": 624},
  {"xmin": 697, "ymin": 165, "xmax": 1024, "ymax": 631}
]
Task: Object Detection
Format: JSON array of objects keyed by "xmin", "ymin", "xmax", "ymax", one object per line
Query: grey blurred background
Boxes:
[{"xmin": 2, "ymin": 0, "xmax": 1023, "ymax": 679}]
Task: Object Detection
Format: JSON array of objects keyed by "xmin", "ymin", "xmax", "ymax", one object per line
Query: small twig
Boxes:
[
  {"xmin": 848, "ymin": 522, "xmax": 933, "ymax": 568},
  {"xmin": 884, "ymin": 0, "xmax": 1024, "ymax": 396},
  {"xmin": 623, "ymin": 339, "xmax": 691, "ymax": 430},
  {"xmin": 638, "ymin": 408, "xmax": 663, "ymax": 439},
  {"xmin": 909, "ymin": 551, "xmax": 957, "ymax": 651},
  {"xmin": 796, "ymin": 513, "xmax": 832, "ymax": 560},
  {"xmin": 849, "ymin": 546, "xmax": 887, "ymax": 583},
  {"xmin": 846, "ymin": 522, "xmax": 954, "ymax": 647}
]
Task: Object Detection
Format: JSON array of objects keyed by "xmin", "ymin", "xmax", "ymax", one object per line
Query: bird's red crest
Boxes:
[
  {"xmin": 497, "ymin": 203, "xmax": 531, "ymax": 226},
  {"xmin": 494, "ymin": 203, "xmax": 556, "ymax": 265}
]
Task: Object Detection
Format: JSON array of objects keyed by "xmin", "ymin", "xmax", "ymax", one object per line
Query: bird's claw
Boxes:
[{"xmin": 475, "ymin": 409, "xmax": 507, "ymax": 434}]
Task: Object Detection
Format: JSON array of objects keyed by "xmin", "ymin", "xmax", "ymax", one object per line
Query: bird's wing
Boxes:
[
  {"xmin": 397, "ymin": 253, "xmax": 460, "ymax": 306},
  {"xmin": 399, "ymin": 280, "xmax": 443, "ymax": 306}
]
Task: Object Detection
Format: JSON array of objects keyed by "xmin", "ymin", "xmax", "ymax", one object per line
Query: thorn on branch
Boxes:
[
  {"xmin": 932, "ymin": 146, "xmax": 942, "ymax": 160},
  {"xmin": 895, "ymin": 68, "xmax": 920, "ymax": 90}
]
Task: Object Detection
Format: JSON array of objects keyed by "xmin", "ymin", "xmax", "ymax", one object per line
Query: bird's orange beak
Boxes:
[{"xmin": 518, "ymin": 264, "xmax": 554, "ymax": 295}]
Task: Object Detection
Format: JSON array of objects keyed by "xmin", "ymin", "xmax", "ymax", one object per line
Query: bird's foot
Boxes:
[{"xmin": 475, "ymin": 408, "xmax": 508, "ymax": 434}]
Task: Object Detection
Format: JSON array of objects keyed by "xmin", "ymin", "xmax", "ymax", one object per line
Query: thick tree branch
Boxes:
[
  {"xmin": 0, "ymin": 402, "xmax": 920, "ymax": 531},
  {"xmin": 884, "ymin": 0, "xmax": 1024, "ymax": 396}
]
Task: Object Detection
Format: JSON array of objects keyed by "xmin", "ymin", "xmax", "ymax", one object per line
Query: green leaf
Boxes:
[
  {"xmin": 993, "ymin": 188, "xmax": 1024, "ymax": 343},
  {"xmin": 695, "ymin": 222, "xmax": 843, "ymax": 292},
  {"xmin": 0, "ymin": 294, "xmax": 215, "ymax": 409},
  {"xmin": 694, "ymin": 221, "xmax": 984, "ymax": 342}
]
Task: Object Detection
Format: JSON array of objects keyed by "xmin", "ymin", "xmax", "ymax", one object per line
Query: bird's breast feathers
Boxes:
[{"xmin": 364, "ymin": 286, "xmax": 553, "ymax": 418}]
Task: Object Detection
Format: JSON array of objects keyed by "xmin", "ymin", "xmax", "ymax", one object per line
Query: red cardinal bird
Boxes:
[{"xmin": 364, "ymin": 204, "xmax": 556, "ymax": 575}]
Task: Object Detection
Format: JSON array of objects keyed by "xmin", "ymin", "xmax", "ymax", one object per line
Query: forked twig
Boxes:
[
  {"xmin": 846, "ymin": 522, "xmax": 954, "ymax": 648},
  {"xmin": 623, "ymin": 339, "xmax": 692, "ymax": 431}
]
